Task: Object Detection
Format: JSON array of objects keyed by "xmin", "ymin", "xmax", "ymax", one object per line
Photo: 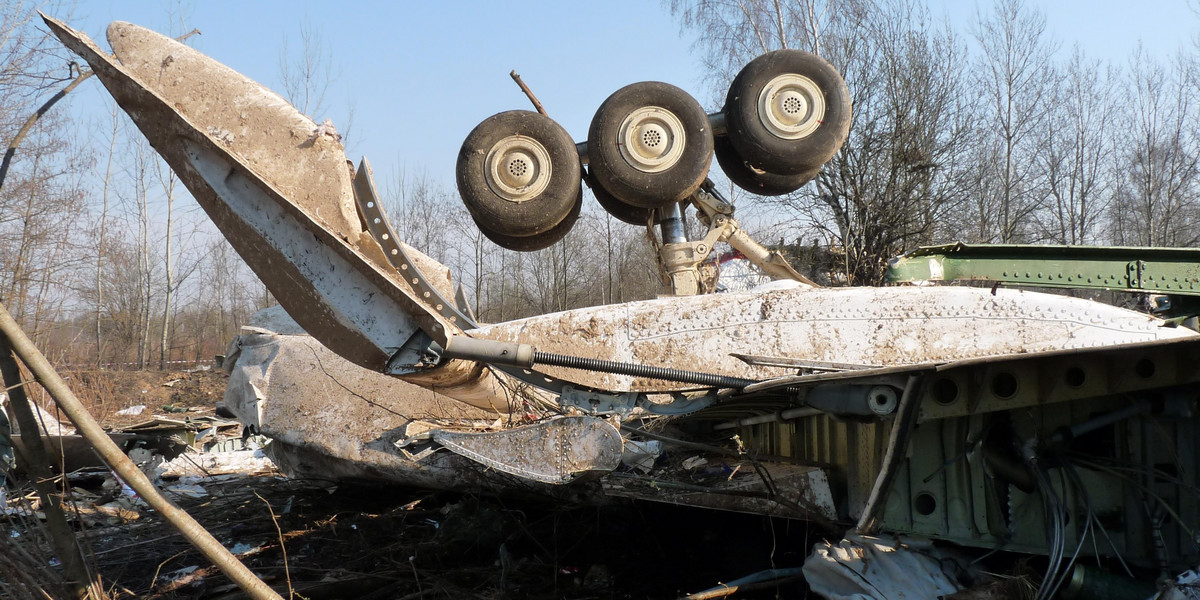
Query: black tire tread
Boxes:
[
  {"xmin": 587, "ymin": 81, "xmax": 713, "ymax": 209},
  {"xmin": 714, "ymin": 135, "xmax": 817, "ymax": 196},
  {"xmin": 724, "ymin": 50, "xmax": 851, "ymax": 175},
  {"xmin": 456, "ymin": 110, "xmax": 581, "ymax": 237},
  {"xmin": 476, "ymin": 185, "xmax": 583, "ymax": 252},
  {"xmin": 586, "ymin": 172, "xmax": 655, "ymax": 226}
]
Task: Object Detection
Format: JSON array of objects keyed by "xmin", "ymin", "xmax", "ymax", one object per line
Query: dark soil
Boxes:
[{"xmin": 80, "ymin": 477, "xmax": 815, "ymax": 599}]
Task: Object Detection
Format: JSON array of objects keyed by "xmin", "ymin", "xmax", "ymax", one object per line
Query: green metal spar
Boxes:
[
  {"xmin": 886, "ymin": 242, "xmax": 1200, "ymax": 321},
  {"xmin": 887, "ymin": 242, "xmax": 1200, "ymax": 294}
]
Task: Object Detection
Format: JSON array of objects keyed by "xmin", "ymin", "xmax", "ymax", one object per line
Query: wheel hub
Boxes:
[
  {"xmin": 617, "ymin": 106, "xmax": 687, "ymax": 173},
  {"xmin": 758, "ymin": 74, "xmax": 825, "ymax": 140},
  {"xmin": 485, "ymin": 135, "xmax": 552, "ymax": 202}
]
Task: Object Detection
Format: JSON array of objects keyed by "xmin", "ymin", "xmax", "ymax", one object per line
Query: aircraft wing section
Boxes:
[{"xmin": 43, "ymin": 16, "xmax": 449, "ymax": 368}]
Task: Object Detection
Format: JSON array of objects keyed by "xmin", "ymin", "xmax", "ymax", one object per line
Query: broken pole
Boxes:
[
  {"xmin": 0, "ymin": 302, "xmax": 285, "ymax": 600},
  {"xmin": 0, "ymin": 337, "xmax": 101, "ymax": 599},
  {"xmin": 509, "ymin": 70, "xmax": 548, "ymax": 116},
  {"xmin": 855, "ymin": 375, "xmax": 922, "ymax": 534}
]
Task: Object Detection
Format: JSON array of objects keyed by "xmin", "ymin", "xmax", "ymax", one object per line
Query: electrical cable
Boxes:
[
  {"xmin": 1045, "ymin": 459, "xmax": 1094, "ymax": 600},
  {"xmin": 1069, "ymin": 462, "xmax": 1130, "ymax": 574},
  {"xmin": 1074, "ymin": 458, "xmax": 1194, "ymax": 537},
  {"xmin": 1027, "ymin": 454, "xmax": 1066, "ymax": 600}
]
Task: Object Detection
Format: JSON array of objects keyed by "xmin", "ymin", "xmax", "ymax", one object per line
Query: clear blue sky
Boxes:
[
  {"xmin": 58, "ymin": 1, "xmax": 1199, "ymax": 190},
  {"xmin": 64, "ymin": 1, "xmax": 706, "ymax": 188}
]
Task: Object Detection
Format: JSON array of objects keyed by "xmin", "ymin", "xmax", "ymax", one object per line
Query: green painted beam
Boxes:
[{"xmin": 886, "ymin": 243, "xmax": 1200, "ymax": 296}]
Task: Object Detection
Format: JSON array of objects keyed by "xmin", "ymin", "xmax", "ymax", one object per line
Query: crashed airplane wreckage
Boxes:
[{"xmin": 47, "ymin": 15, "xmax": 1200, "ymax": 588}]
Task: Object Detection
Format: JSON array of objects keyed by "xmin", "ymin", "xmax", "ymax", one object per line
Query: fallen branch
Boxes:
[
  {"xmin": 255, "ymin": 491, "xmax": 295, "ymax": 600},
  {"xmin": 0, "ymin": 25, "xmax": 199, "ymax": 195},
  {"xmin": 0, "ymin": 64, "xmax": 92, "ymax": 194}
]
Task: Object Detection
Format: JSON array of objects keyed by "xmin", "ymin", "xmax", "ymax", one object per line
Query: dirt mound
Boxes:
[{"xmin": 50, "ymin": 367, "xmax": 229, "ymax": 428}]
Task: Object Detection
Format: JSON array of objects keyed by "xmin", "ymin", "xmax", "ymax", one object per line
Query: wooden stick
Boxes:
[
  {"xmin": 0, "ymin": 336, "xmax": 100, "ymax": 599},
  {"xmin": 509, "ymin": 70, "xmax": 547, "ymax": 116}
]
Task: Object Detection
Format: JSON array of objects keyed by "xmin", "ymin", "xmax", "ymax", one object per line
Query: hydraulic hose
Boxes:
[
  {"xmin": 532, "ymin": 350, "xmax": 757, "ymax": 389},
  {"xmin": 443, "ymin": 335, "xmax": 759, "ymax": 389}
]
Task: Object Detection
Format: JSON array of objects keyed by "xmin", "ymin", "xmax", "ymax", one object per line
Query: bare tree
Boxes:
[
  {"xmin": 1109, "ymin": 47, "xmax": 1200, "ymax": 246},
  {"xmin": 445, "ymin": 205, "xmax": 495, "ymax": 318},
  {"xmin": 385, "ymin": 167, "xmax": 456, "ymax": 261},
  {"xmin": 0, "ymin": 1, "xmax": 80, "ymax": 132},
  {"xmin": 972, "ymin": 0, "xmax": 1057, "ymax": 243},
  {"xmin": 120, "ymin": 137, "xmax": 156, "ymax": 368},
  {"xmin": 157, "ymin": 164, "xmax": 177, "ymax": 369},
  {"xmin": 94, "ymin": 106, "xmax": 120, "ymax": 364},
  {"xmin": 278, "ymin": 18, "xmax": 335, "ymax": 119},
  {"xmin": 0, "ymin": 109, "xmax": 90, "ymax": 335},
  {"xmin": 0, "ymin": 1, "xmax": 96, "ymax": 358},
  {"xmin": 828, "ymin": 0, "xmax": 976, "ymax": 282},
  {"xmin": 1034, "ymin": 48, "xmax": 1112, "ymax": 244}
]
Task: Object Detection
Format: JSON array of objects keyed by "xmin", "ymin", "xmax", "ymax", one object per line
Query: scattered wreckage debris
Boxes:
[
  {"xmin": 222, "ymin": 306, "xmax": 840, "ymax": 521},
  {"xmin": 31, "ymin": 13, "xmax": 1200, "ymax": 600},
  {"xmin": 0, "ymin": 302, "xmax": 284, "ymax": 600},
  {"xmin": 5, "ymin": 370, "xmax": 257, "ymax": 479}
]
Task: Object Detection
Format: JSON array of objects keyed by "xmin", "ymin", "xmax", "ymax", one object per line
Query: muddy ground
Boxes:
[
  {"xmin": 3, "ymin": 368, "xmax": 828, "ymax": 600},
  {"xmin": 57, "ymin": 367, "xmax": 230, "ymax": 428}
]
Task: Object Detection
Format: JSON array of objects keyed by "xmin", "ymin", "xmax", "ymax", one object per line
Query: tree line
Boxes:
[
  {"xmin": 0, "ymin": 0, "xmax": 1197, "ymax": 369},
  {"xmin": 675, "ymin": 0, "xmax": 1200, "ymax": 282}
]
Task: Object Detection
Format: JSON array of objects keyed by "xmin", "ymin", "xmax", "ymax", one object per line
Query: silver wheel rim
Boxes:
[
  {"xmin": 484, "ymin": 135, "xmax": 552, "ymax": 203},
  {"xmin": 617, "ymin": 106, "xmax": 687, "ymax": 174},
  {"xmin": 757, "ymin": 73, "xmax": 825, "ymax": 140}
]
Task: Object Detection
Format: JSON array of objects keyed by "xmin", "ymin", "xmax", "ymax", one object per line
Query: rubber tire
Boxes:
[
  {"xmin": 724, "ymin": 49, "xmax": 851, "ymax": 176},
  {"xmin": 476, "ymin": 185, "xmax": 582, "ymax": 252},
  {"xmin": 586, "ymin": 172, "xmax": 655, "ymax": 226},
  {"xmin": 587, "ymin": 81, "xmax": 713, "ymax": 209},
  {"xmin": 457, "ymin": 110, "xmax": 581, "ymax": 237},
  {"xmin": 713, "ymin": 135, "xmax": 818, "ymax": 196}
]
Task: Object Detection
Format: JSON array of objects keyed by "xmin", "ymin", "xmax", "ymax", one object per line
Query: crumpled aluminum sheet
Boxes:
[
  {"xmin": 802, "ymin": 534, "xmax": 963, "ymax": 599},
  {"xmin": 433, "ymin": 416, "xmax": 622, "ymax": 484}
]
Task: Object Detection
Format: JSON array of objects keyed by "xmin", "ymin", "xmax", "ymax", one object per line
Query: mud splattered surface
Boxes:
[
  {"xmin": 472, "ymin": 285, "xmax": 1192, "ymax": 393},
  {"xmin": 106, "ymin": 21, "xmax": 359, "ymax": 237}
]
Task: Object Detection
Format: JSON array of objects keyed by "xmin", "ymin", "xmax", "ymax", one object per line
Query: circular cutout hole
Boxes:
[
  {"xmin": 914, "ymin": 493, "xmax": 937, "ymax": 516},
  {"xmin": 933, "ymin": 379, "xmax": 958, "ymax": 405},
  {"xmin": 991, "ymin": 372, "xmax": 1018, "ymax": 400},
  {"xmin": 866, "ymin": 386, "xmax": 898, "ymax": 415},
  {"xmin": 1064, "ymin": 366, "xmax": 1086, "ymax": 388},
  {"xmin": 1135, "ymin": 358, "xmax": 1156, "ymax": 379}
]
